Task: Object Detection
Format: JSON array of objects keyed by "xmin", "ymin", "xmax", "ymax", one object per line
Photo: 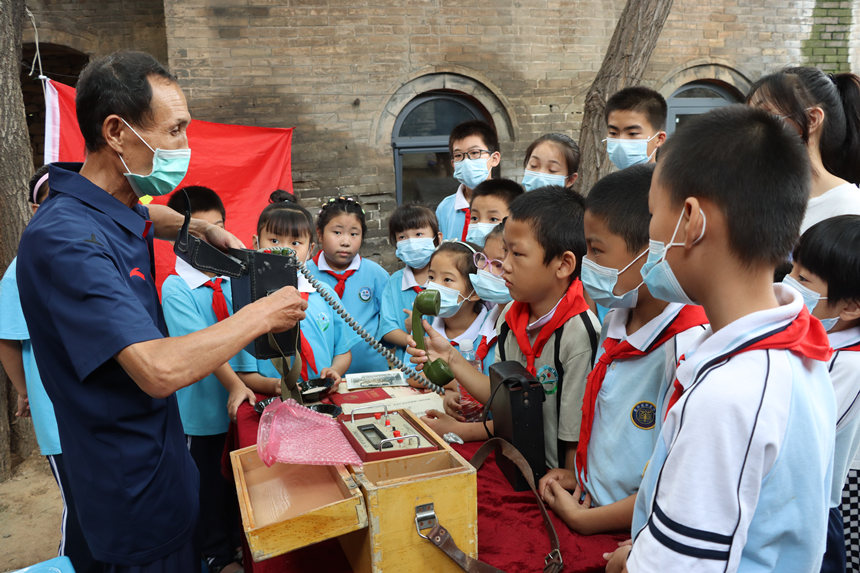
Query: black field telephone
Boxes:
[
  {"xmin": 172, "ymin": 215, "xmax": 448, "ymax": 395},
  {"xmin": 484, "ymin": 361, "xmax": 547, "ymax": 491}
]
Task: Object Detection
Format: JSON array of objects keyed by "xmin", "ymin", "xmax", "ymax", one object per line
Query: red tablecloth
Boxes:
[{"xmin": 230, "ymin": 396, "xmax": 627, "ymax": 573}]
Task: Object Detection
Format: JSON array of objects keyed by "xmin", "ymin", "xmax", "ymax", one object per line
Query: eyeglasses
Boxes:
[
  {"xmin": 473, "ymin": 252, "xmax": 504, "ymax": 276},
  {"xmin": 452, "ymin": 149, "xmax": 490, "ymax": 163}
]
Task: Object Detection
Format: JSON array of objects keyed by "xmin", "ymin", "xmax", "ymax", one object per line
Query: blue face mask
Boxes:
[
  {"xmin": 469, "ymin": 269, "xmax": 512, "ymax": 304},
  {"xmin": 118, "ymin": 118, "xmax": 191, "ymax": 198},
  {"xmin": 605, "ymin": 134, "xmax": 657, "ymax": 170},
  {"xmin": 465, "ymin": 222, "xmax": 497, "ymax": 248},
  {"xmin": 640, "ymin": 209, "xmax": 706, "ymax": 305},
  {"xmin": 426, "ymin": 281, "xmax": 473, "ymax": 318},
  {"xmin": 581, "ymin": 249, "xmax": 648, "ymax": 309},
  {"xmin": 453, "ymin": 157, "xmax": 490, "ymax": 189},
  {"xmin": 521, "ymin": 170, "xmax": 566, "ymax": 192},
  {"xmin": 782, "ymin": 275, "xmax": 837, "ymax": 330},
  {"xmin": 395, "ymin": 237, "xmax": 436, "ymax": 269}
]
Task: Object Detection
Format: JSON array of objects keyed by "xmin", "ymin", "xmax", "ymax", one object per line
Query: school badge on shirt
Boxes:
[
  {"xmin": 358, "ymin": 287, "xmax": 372, "ymax": 302},
  {"xmin": 536, "ymin": 365, "xmax": 558, "ymax": 395},
  {"xmin": 317, "ymin": 312, "xmax": 330, "ymax": 332},
  {"xmin": 630, "ymin": 401, "xmax": 657, "ymax": 430}
]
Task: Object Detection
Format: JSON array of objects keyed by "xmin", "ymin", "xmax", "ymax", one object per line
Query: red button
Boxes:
[{"xmin": 374, "ymin": 413, "xmax": 382, "ymax": 420}]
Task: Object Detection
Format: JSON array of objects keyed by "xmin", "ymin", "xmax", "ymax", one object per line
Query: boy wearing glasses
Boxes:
[
  {"xmin": 436, "ymin": 120, "xmax": 501, "ymax": 240},
  {"xmin": 413, "ymin": 187, "xmax": 600, "ymax": 473}
]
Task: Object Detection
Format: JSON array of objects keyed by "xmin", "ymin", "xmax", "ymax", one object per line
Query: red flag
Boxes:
[{"xmin": 44, "ymin": 79, "xmax": 294, "ymax": 294}]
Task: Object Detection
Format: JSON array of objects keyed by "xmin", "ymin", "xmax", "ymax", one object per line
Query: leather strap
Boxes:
[
  {"xmin": 427, "ymin": 523, "xmax": 504, "ymax": 573},
  {"xmin": 424, "ymin": 437, "xmax": 564, "ymax": 573},
  {"xmin": 268, "ymin": 329, "xmax": 304, "ymax": 404},
  {"xmin": 470, "ymin": 438, "xmax": 564, "ymax": 573}
]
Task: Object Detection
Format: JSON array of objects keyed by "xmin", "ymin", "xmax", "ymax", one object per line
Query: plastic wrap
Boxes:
[{"xmin": 256, "ymin": 398, "xmax": 362, "ymax": 467}]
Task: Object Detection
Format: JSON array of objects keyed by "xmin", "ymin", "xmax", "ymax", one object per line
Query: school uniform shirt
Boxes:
[
  {"xmin": 495, "ymin": 299, "xmax": 600, "ymax": 469},
  {"xmin": 828, "ymin": 326, "xmax": 860, "ymax": 508},
  {"xmin": 801, "ymin": 181, "xmax": 860, "ymax": 234},
  {"xmin": 161, "ymin": 259, "xmax": 246, "ymax": 436},
  {"xmin": 379, "ymin": 266, "xmax": 422, "ymax": 357},
  {"xmin": 430, "ymin": 304, "xmax": 497, "ymax": 373},
  {"xmin": 575, "ymin": 303, "xmax": 707, "ymax": 508},
  {"xmin": 16, "ymin": 163, "xmax": 198, "ymax": 565},
  {"xmin": 0, "ymin": 258, "xmax": 61, "ymax": 456},
  {"xmin": 628, "ymin": 284, "xmax": 836, "ymax": 573},
  {"xmin": 234, "ymin": 272, "xmax": 360, "ymax": 382},
  {"xmin": 306, "ymin": 253, "xmax": 388, "ymax": 374},
  {"xmin": 435, "ymin": 184, "xmax": 471, "ymax": 241}
]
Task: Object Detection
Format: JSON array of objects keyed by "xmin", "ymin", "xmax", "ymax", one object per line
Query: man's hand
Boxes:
[
  {"xmin": 201, "ymin": 222, "xmax": 244, "ymax": 251},
  {"xmin": 443, "ymin": 389, "xmax": 466, "ymax": 421},
  {"xmin": 15, "ymin": 394, "xmax": 30, "ymax": 418},
  {"xmin": 255, "ymin": 286, "xmax": 307, "ymax": 333},
  {"xmin": 604, "ymin": 542, "xmax": 632, "ymax": 573},
  {"xmin": 227, "ymin": 385, "xmax": 256, "ymax": 420},
  {"xmin": 539, "ymin": 467, "xmax": 578, "ymax": 499}
]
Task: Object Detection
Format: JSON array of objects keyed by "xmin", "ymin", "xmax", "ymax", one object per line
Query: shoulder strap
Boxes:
[
  {"xmin": 553, "ymin": 322, "xmax": 566, "ymax": 469},
  {"xmin": 498, "ymin": 320, "xmax": 511, "ymax": 362},
  {"xmin": 578, "ymin": 310, "xmax": 598, "ymax": 368}
]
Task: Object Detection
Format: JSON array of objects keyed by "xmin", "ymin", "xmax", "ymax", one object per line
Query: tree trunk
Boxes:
[
  {"xmin": 0, "ymin": 0, "xmax": 36, "ymax": 481},
  {"xmin": 575, "ymin": 0, "xmax": 675, "ymax": 195}
]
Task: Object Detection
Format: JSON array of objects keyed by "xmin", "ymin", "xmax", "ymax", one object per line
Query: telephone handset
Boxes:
[{"xmin": 410, "ymin": 290, "xmax": 455, "ymax": 386}]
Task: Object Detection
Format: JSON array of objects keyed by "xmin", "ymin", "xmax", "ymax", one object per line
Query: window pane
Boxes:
[
  {"xmin": 400, "ymin": 151, "xmax": 458, "ymax": 207},
  {"xmin": 398, "ymin": 99, "xmax": 478, "ymax": 138}
]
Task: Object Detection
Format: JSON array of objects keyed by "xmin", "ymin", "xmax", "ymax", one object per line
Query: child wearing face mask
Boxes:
[
  {"xmin": 436, "ymin": 120, "xmax": 501, "ymax": 240},
  {"xmin": 522, "ymin": 133, "xmax": 581, "ymax": 192},
  {"xmin": 380, "ymin": 204, "xmax": 442, "ymax": 364},
  {"xmin": 465, "ymin": 178, "xmax": 522, "ymax": 247},
  {"xmin": 307, "ymin": 196, "xmax": 389, "ymax": 374},
  {"xmin": 537, "ymin": 165, "xmax": 707, "ymax": 536},
  {"xmin": 235, "ymin": 191, "xmax": 360, "ymax": 395},
  {"xmin": 781, "ymin": 215, "xmax": 860, "ymax": 573},
  {"xmin": 603, "ymin": 87, "xmax": 667, "ymax": 170}
]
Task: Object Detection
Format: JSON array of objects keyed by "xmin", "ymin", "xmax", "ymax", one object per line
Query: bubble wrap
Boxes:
[{"xmin": 257, "ymin": 398, "xmax": 362, "ymax": 468}]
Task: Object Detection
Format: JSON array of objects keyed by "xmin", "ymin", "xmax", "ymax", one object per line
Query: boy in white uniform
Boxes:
[
  {"xmin": 782, "ymin": 214, "xmax": 860, "ymax": 572},
  {"xmin": 606, "ymin": 105, "xmax": 836, "ymax": 572}
]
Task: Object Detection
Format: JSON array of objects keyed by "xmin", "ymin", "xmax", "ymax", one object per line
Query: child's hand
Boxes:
[
  {"xmin": 543, "ymin": 482, "xmax": 592, "ymax": 527},
  {"xmin": 420, "ymin": 408, "xmax": 465, "ymax": 437},
  {"xmin": 538, "ymin": 467, "xmax": 578, "ymax": 498},
  {"xmin": 15, "ymin": 394, "xmax": 30, "ymax": 418},
  {"xmin": 227, "ymin": 385, "xmax": 256, "ymax": 420},
  {"xmin": 443, "ymin": 390, "xmax": 466, "ymax": 422},
  {"xmin": 604, "ymin": 543, "xmax": 632, "ymax": 573},
  {"xmin": 319, "ymin": 367, "xmax": 342, "ymax": 387}
]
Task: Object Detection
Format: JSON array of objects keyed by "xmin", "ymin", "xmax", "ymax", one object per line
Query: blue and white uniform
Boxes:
[
  {"xmin": 829, "ymin": 326, "xmax": 860, "ymax": 508},
  {"xmin": 0, "ymin": 257, "xmax": 60, "ymax": 455},
  {"xmin": 379, "ymin": 266, "xmax": 422, "ymax": 361},
  {"xmin": 161, "ymin": 258, "xmax": 246, "ymax": 436},
  {"xmin": 235, "ymin": 272, "xmax": 361, "ymax": 381},
  {"xmin": 435, "ymin": 184, "xmax": 470, "ymax": 240},
  {"xmin": 628, "ymin": 285, "xmax": 836, "ymax": 572},
  {"xmin": 306, "ymin": 254, "xmax": 388, "ymax": 373},
  {"xmin": 576, "ymin": 303, "xmax": 706, "ymax": 507}
]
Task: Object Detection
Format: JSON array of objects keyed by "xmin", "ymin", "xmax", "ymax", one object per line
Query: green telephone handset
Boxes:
[{"xmin": 411, "ymin": 290, "xmax": 455, "ymax": 386}]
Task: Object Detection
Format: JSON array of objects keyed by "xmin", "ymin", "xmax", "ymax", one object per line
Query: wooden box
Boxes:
[
  {"xmin": 339, "ymin": 413, "xmax": 478, "ymax": 573},
  {"xmin": 230, "ymin": 446, "xmax": 368, "ymax": 562}
]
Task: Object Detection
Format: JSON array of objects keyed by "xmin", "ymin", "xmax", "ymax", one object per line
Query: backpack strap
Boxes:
[{"xmin": 497, "ymin": 321, "xmax": 511, "ymax": 362}]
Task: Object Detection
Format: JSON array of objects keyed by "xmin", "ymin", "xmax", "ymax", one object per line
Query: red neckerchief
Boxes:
[
  {"xmin": 664, "ymin": 306, "xmax": 833, "ymax": 419},
  {"xmin": 410, "ymin": 286, "xmax": 422, "ymax": 294},
  {"xmin": 313, "ymin": 251, "xmax": 356, "ymax": 297},
  {"xmin": 504, "ymin": 279, "xmax": 590, "ymax": 376},
  {"xmin": 460, "ymin": 207, "xmax": 471, "ymax": 242},
  {"xmin": 297, "ymin": 292, "xmax": 316, "ymax": 380},
  {"xmin": 476, "ymin": 334, "xmax": 496, "ymax": 367},
  {"xmin": 575, "ymin": 304, "xmax": 708, "ymax": 485},
  {"xmin": 201, "ymin": 278, "xmax": 230, "ymax": 322},
  {"xmin": 835, "ymin": 337, "xmax": 860, "ymax": 352}
]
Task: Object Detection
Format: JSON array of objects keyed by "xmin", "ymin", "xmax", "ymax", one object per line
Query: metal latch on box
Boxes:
[{"xmin": 414, "ymin": 503, "xmax": 437, "ymax": 539}]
